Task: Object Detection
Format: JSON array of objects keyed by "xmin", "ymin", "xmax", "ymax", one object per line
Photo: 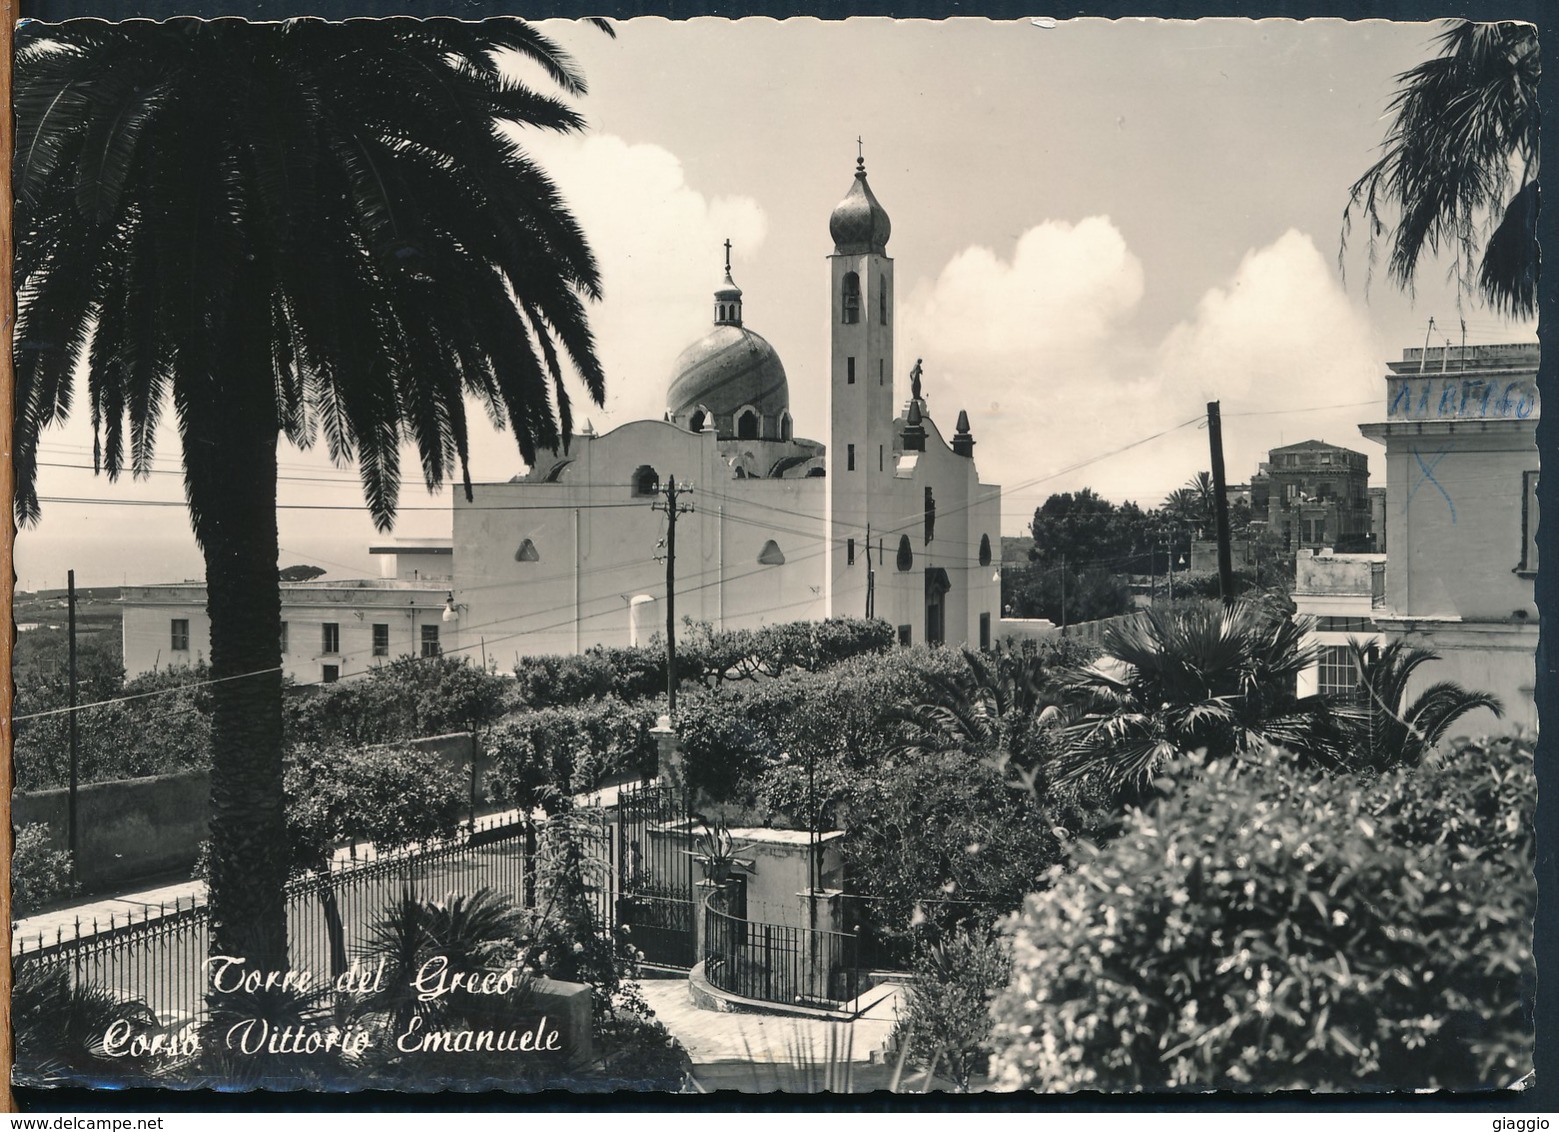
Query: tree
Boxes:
[
  {"xmin": 1052, "ymin": 599, "xmax": 1343, "ymax": 794},
  {"xmin": 1335, "ymin": 639, "xmax": 1503, "ymax": 772},
  {"xmin": 13, "ymin": 20, "xmax": 605, "ymax": 969},
  {"xmin": 1028, "ymin": 489, "xmax": 1150, "ymax": 571},
  {"xmin": 1342, "ymin": 20, "xmax": 1539, "ymax": 318},
  {"xmin": 278, "ymin": 565, "xmax": 327, "ymax": 583}
]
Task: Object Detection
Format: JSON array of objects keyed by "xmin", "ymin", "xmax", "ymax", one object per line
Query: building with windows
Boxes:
[
  {"xmin": 447, "ymin": 155, "xmax": 1003, "ymax": 658},
  {"xmin": 1249, "ymin": 440, "xmax": 1374, "ymax": 552},
  {"xmin": 120, "ymin": 544, "xmax": 452, "ymax": 685},
  {"xmin": 1292, "ymin": 341, "xmax": 1539, "ymax": 732},
  {"xmin": 118, "ymin": 156, "xmax": 1005, "ymax": 678}
]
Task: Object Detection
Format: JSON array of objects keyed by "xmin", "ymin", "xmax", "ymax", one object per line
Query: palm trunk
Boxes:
[{"xmin": 184, "ymin": 351, "xmax": 289, "ymax": 974}]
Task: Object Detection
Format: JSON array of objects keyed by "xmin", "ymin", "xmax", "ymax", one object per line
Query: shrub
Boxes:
[
  {"xmin": 891, "ymin": 929, "xmax": 1011, "ymax": 1091},
  {"xmin": 989, "ymin": 737, "xmax": 1536, "ymax": 1092},
  {"xmin": 11, "ymin": 824, "xmax": 75, "ymax": 915},
  {"xmin": 283, "ymin": 655, "xmax": 512, "ymax": 748},
  {"xmin": 486, "ymin": 698, "xmax": 659, "ymax": 803}
]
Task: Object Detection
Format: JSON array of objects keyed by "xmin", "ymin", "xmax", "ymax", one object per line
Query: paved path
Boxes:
[{"xmin": 636, "ymin": 978, "xmax": 924, "ymax": 1093}]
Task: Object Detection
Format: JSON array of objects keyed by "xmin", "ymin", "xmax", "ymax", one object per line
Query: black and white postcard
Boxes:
[{"xmin": 8, "ymin": 11, "xmax": 1544, "ymax": 1103}]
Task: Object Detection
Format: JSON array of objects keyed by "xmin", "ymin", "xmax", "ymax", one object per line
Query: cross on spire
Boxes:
[
  {"xmin": 856, "ymin": 135, "xmax": 865, "ymax": 171},
  {"xmin": 723, "ymin": 238, "xmax": 732, "ymax": 275}
]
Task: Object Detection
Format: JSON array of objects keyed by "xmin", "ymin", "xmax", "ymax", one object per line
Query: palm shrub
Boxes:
[
  {"xmin": 1052, "ymin": 599, "xmax": 1341, "ymax": 794},
  {"xmin": 1333, "ymin": 639, "xmax": 1502, "ymax": 772},
  {"xmin": 11, "ymin": 962, "xmax": 162, "ymax": 1085},
  {"xmin": 989, "ymin": 736, "xmax": 1535, "ymax": 1091}
]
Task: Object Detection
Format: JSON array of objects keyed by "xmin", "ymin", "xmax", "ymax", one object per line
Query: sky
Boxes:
[{"xmin": 15, "ymin": 16, "xmax": 1539, "ymax": 590}]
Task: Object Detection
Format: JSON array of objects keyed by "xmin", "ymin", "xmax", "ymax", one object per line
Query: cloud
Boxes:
[
  {"xmin": 464, "ymin": 131, "xmax": 767, "ymax": 481},
  {"xmin": 900, "ymin": 223, "xmax": 1384, "ymax": 527}
]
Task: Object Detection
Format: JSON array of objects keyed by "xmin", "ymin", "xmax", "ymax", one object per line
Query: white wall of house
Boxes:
[{"xmin": 121, "ymin": 580, "xmax": 454, "ymax": 685}]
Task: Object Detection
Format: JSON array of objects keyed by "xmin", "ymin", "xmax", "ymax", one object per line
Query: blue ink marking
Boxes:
[
  {"xmin": 1438, "ymin": 383, "xmax": 1457, "ymax": 416},
  {"xmin": 1389, "ymin": 383, "xmax": 1413, "ymax": 417},
  {"xmin": 1418, "ymin": 382, "xmax": 1432, "ymax": 414},
  {"xmin": 1408, "ymin": 444, "xmax": 1456, "ymax": 524}
]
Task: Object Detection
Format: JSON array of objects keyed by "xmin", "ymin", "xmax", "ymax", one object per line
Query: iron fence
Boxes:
[
  {"xmin": 702, "ymin": 898, "xmax": 864, "ymax": 1011},
  {"xmin": 13, "ymin": 812, "xmax": 533, "ymax": 1023}
]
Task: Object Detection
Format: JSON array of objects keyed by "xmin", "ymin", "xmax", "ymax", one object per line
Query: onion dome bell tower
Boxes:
[{"xmin": 827, "ymin": 143, "xmax": 896, "ymax": 617}]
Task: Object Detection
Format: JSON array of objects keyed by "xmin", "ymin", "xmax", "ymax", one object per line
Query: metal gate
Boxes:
[{"xmin": 615, "ymin": 781, "xmax": 697, "ymax": 968}]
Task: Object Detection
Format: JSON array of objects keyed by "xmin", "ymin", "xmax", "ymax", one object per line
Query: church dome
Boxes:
[
  {"xmin": 829, "ymin": 155, "xmax": 891, "ymax": 255},
  {"xmin": 667, "ymin": 325, "xmax": 789, "ymax": 436}
]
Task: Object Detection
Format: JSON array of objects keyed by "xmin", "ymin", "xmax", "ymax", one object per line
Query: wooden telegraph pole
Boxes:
[
  {"xmin": 67, "ymin": 570, "xmax": 80, "ymax": 883},
  {"xmin": 652, "ymin": 476, "xmax": 695, "ymax": 717},
  {"xmin": 1207, "ymin": 401, "xmax": 1236, "ymax": 604}
]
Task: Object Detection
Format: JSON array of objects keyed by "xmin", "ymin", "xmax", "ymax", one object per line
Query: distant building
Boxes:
[
  {"xmin": 121, "ymin": 542, "xmax": 453, "ymax": 685},
  {"xmin": 1249, "ymin": 440, "xmax": 1373, "ymax": 552},
  {"xmin": 1292, "ymin": 342, "xmax": 1538, "ymax": 733}
]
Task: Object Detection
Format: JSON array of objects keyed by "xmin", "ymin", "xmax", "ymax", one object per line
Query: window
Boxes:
[
  {"xmin": 847, "ymin": 444, "xmax": 855, "ymax": 471},
  {"xmin": 879, "ymin": 445, "xmax": 884, "ymax": 472},
  {"xmin": 171, "ymin": 619, "xmax": 190, "ymax": 652},
  {"xmin": 879, "ymin": 283, "xmax": 888, "ymax": 325},
  {"xmin": 322, "ymin": 622, "xmax": 340, "ymax": 654},
  {"xmin": 979, "ymin": 612, "xmax": 991, "ymax": 651},
  {"xmin": 420, "ymin": 624, "xmax": 441, "ymax": 658},
  {"xmin": 1317, "ymin": 616, "xmax": 1372, "ymax": 633},
  {"xmin": 847, "ymin": 357, "xmax": 856, "ymax": 385},
  {"xmin": 689, "ymin": 409, "xmax": 707, "ymax": 433},
  {"xmin": 841, "ymin": 272, "xmax": 861, "ymax": 324},
  {"xmin": 978, "ymin": 533, "xmax": 993, "ymax": 567},
  {"xmin": 631, "ymin": 465, "xmax": 660, "ymax": 497},
  {"xmin": 372, "ymin": 623, "xmax": 389, "ymax": 656},
  {"xmin": 1520, "ymin": 470, "xmax": 1540, "ymax": 574},
  {"xmin": 1317, "ymin": 645, "xmax": 1360, "ymax": 701},
  {"xmin": 924, "ymin": 487, "xmax": 936, "ymax": 544},
  {"xmin": 898, "ymin": 624, "xmax": 912, "ymax": 646},
  {"xmin": 322, "ymin": 664, "xmax": 340, "ymax": 684},
  {"xmin": 279, "ymin": 622, "xmax": 288, "ymax": 653},
  {"xmin": 737, "ymin": 410, "xmax": 760, "ymax": 440},
  {"xmin": 879, "ymin": 359, "xmax": 884, "ymax": 386},
  {"xmin": 896, "ymin": 535, "xmax": 913, "ymax": 572},
  {"xmin": 847, "ymin": 538, "xmax": 856, "ymax": 566},
  {"xmin": 757, "ymin": 539, "xmax": 786, "ymax": 566},
  {"xmin": 780, "ymin": 413, "xmax": 793, "ymax": 442}
]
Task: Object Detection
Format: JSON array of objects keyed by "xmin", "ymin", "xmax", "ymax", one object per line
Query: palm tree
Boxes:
[
  {"xmin": 1334, "ymin": 639, "xmax": 1503, "ymax": 772},
  {"xmin": 888, "ymin": 647, "xmax": 1064, "ymax": 768},
  {"xmin": 1342, "ymin": 20, "xmax": 1539, "ymax": 318},
  {"xmin": 13, "ymin": 19, "xmax": 607, "ymax": 969},
  {"xmin": 1052, "ymin": 599, "xmax": 1342, "ymax": 792}
]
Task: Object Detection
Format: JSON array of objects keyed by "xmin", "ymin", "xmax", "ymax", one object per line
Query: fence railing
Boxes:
[
  {"xmin": 701, "ymin": 897, "xmax": 864, "ymax": 1011},
  {"xmin": 14, "ymin": 812, "xmax": 534, "ymax": 1023}
]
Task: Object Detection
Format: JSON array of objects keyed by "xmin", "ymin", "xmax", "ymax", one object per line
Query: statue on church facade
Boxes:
[{"xmin": 910, "ymin": 358, "xmax": 923, "ymax": 402}]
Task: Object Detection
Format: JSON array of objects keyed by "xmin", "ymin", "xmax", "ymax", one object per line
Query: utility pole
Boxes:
[
  {"xmin": 1059, "ymin": 554, "xmax": 1067, "ymax": 632},
  {"xmin": 652, "ymin": 475, "xmax": 695, "ymax": 717},
  {"xmin": 67, "ymin": 569, "xmax": 79, "ymax": 884},
  {"xmin": 1207, "ymin": 401, "xmax": 1236, "ymax": 604},
  {"xmin": 864, "ymin": 524, "xmax": 875, "ymax": 619}
]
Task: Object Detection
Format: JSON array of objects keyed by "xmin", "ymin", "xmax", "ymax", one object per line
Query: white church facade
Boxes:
[
  {"xmin": 119, "ymin": 158, "xmax": 1004, "ymax": 680},
  {"xmin": 449, "ymin": 156, "xmax": 1003, "ymax": 659}
]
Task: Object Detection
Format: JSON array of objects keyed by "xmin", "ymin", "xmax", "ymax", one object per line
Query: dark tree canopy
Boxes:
[{"xmin": 1342, "ymin": 20, "xmax": 1539, "ymax": 318}]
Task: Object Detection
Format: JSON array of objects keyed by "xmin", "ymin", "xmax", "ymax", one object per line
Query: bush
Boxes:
[
  {"xmin": 284, "ymin": 655, "xmax": 512, "ymax": 748},
  {"xmin": 486, "ymin": 698, "xmax": 659, "ymax": 803},
  {"xmin": 989, "ymin": 737, "xmax": 1536, "ymax": 1092},
  {"xmin": 892, "ymin": 929, "xmax": 1011, "ymax": 1090},
  {"xmin": 11, "ymin": 824, "xmax": 75, "ymax": 915}
]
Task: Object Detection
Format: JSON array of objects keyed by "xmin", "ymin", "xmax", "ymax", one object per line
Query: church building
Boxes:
[{"xmin": 448, "ymin": 155, "xmax": 1003, "ymax": 659}]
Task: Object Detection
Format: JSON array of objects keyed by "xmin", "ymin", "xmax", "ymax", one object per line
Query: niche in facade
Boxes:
[
  {"xmin": 978, "ymin": 533, "xmax": 992, "ymax": 567},
  {"xmin": 758, "ymin": 539, "xmax": 786, "ymax": 566},
  {"xmin": 515, "ymin": 538, "xmax": 540, "ymax": 563},
  {"xmin": 896, "ymin": 534, "xmax": 913, "ymax": 572}
]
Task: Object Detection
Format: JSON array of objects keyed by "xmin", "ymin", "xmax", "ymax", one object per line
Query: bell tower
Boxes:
[{"xmin": 825, "ymin": 145, "xmax": 896, "ymax": 618}]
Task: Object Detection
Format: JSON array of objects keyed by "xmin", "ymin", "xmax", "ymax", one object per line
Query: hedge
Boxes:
[
  {"xmin": 485, "ymin": 697, "xmax": 661, "ymax": 804},
  {"xmin": 989, "ymin": 736, "xmax": 1535, "ymax": 1092}
]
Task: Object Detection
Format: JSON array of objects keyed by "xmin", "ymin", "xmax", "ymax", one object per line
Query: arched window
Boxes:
[
  {"xmin": 841, "ymin": 272, "xmax": 861, "ymax": 324},
  {"xmin": 689, "ymin": 408, "xmax": 707, "ymax": 433},
  {"xmin": 631, "ymin": 465, "xmax": 660, "ymax": 497},
  {"xmin": 779, "ymin": 412, "xmax": 793, "ymax": 441},
  {"xmin": 978, "ymin": 533, "xmax": 992, "ymax": 567},
  {"xmin": 757, "ymin": 539, "xmax": 786, "ymax": 565},
  {"xmin": 515, "ymin": 538, "xmax": 540, "ymax": 563},
  {"xmin": 896, "ymin": 534, "xmax": 913, "ymax": 572},
  {"xmin": 737, "ymin": 409, "xmax": 760, "ymax": 440},
  {"xmin": 879, "ymin": 282, "xmax": 888, "ymax": 325}
]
